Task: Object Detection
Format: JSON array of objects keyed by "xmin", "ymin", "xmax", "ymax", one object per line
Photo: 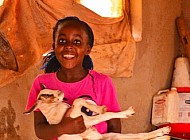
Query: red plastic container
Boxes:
[
  {"xmin": 158, "ymin": 123, "xmax": 190, "ymax": 139},
  {"xmin": 158, "ymin": 87, "xmax": 190, "ymax": 139},
  {"xmin": 176, "ymin": 87, "xmax": 190, "ymax": 93}
]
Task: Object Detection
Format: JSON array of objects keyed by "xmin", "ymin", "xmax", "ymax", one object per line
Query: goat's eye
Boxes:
[
  {"xmin": 41, "ymin": 94, "xmax": 53, "ymax": 98},
  {"xmin": 81, "ymin": 106, "xmax": 93, "ymax": 116}
]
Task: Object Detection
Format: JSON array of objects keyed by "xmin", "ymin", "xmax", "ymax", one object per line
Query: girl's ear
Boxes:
[
  {"xmin": 52, "ymin": 43, "xmax": 55, "ymax": 49},
  {"xmin": 86, "ymin": 45, "xmax": 91, "ymax": 55}
]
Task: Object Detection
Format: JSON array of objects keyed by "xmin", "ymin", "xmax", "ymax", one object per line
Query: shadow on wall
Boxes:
[{"xmin": 0, "ymin": 100, "xmax": 20, "ymax": 139}]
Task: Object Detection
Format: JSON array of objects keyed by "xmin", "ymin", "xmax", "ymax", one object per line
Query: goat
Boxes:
[{"xmin": 24, "ymin": 89, "xmax": 171, "ymax": 140}]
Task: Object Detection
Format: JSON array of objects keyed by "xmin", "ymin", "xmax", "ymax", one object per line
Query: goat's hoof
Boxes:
[
  {"xmin": 159, "ymin": 126, "xmax": 171, "ymax": 135},
  {"xmin": 126, "ymin": 106, "xmax": 135, "ymax": 116},
  {"xmin": 153, "ymin": 126, "xmax": 171, "ymax": 137}
]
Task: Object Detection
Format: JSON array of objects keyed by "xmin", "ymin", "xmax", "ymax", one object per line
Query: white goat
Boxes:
[{"xmin": 24, "ymin": 89, "xmax": 171, "ymax": 140}]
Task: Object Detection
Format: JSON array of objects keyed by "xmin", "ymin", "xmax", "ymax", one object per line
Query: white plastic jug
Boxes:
[
  {"xmin": 152, "ymin": 88, "xmax": 179, "ymax": 126},
  {"xmin": 172, "ymin": 57, "xmax": 190, "ymax": 87}
]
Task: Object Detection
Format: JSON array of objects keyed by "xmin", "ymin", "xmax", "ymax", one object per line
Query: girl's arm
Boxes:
[
  {"xmin": 34, "ymin": 111, "xmax": 86, "ymax": 140},
  {"xmin": 100, "ymin": 76, "xmax": 122, "ymax": 133},
  {"xmin": 107, "ymin": 118, "xmax": 121, "ymax": 133}
]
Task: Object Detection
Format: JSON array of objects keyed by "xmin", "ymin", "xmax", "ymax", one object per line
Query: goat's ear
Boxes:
[
  {"xmin": 40, "ymin": 83, "xmax": 46, "ymax": 89},
  {"xmin": 23, "ymin": 102, "xmax": 38, "ymax": 115}
]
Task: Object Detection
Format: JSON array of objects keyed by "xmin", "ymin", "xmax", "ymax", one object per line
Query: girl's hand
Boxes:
[{"xmin": 59, "ymin": 107, "xmax": 86, "ymax": 134}]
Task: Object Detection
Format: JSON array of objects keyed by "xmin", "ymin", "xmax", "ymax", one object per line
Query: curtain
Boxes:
[{"xmin": 0, "ymin": 0, "xmax": 136, "ymax": 87}]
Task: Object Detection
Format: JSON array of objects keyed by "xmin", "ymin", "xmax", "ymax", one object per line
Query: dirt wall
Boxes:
[
  {"xmin": 0, "ymin": 0, "xmax": 184, "ymax": 139},
  {"xmin": 116, "ymin": 0, "xmax": 181, "ymax": 133}
]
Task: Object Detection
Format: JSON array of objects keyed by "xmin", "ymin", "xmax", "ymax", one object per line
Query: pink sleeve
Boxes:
[
  {"xmin": 101, "ymin": 77, "xmax": 120, "ymax": 112},
  {"xmin": 94, "ymin": 75, "xmax": 120, "ymax": 133},
  {"xmin": 25, "ymin": 76, "xmax": 41, "ymax": 111}
]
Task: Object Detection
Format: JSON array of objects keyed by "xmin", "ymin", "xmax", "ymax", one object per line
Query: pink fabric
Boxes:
[{"xmin": 25, "ymin": 70, "xmax": 120, "ymax": 138}]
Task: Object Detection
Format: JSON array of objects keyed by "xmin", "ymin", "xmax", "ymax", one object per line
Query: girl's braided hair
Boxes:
[{"xmin": 42, "ymin": 16, "xmax": 94, "ymax": 73}]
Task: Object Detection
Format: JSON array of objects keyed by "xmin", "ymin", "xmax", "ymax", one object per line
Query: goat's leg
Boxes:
[
  {"xmin": 150, "ymin": 135, "xmax": 171, "ymax": 140},
  {"xmin": 83, "ymin": 106, "xmax": 135, "ymax": 127},
  {"xmin": 23, "ymin": 102, "xmax": 38, "ymax": 114},
  {"xmin": 70, "ymin": 98, "xmax": 107, "ymax": 118},
  {"xmin": 137, "ymin": 126, "xmax": 171, "ymax": 140},
  {"xmin": 102, "ymin": 126, "xmax": 171, "ymax": 140}
]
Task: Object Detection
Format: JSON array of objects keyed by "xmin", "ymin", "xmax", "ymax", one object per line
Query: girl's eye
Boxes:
[
  {"xmin": 59, "ymin": 39, "xmax": 66, "ymax": 44},
  {"xmin": 73, "ymin": 40, "xmax": 81, "ymax": 45}
]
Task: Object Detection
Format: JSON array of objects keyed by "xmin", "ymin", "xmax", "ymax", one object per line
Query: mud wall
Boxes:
[
  {"xmin": 116, "ymin": 0, "xmax": 181, "ymax": 133},
  {"xmin": 0, "ymin": 0, "xmax": 186, "ymax": 139}
]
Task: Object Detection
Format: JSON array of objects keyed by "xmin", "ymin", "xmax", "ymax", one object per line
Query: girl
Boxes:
[{"xmin": 25, "ymin": 16, "xmax": 121, "ymax": 140}]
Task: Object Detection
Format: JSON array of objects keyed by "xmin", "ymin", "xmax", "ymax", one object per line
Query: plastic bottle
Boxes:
[{"xmin": 152, "ymin": 87, "xmax": 179, "ymax": 126}]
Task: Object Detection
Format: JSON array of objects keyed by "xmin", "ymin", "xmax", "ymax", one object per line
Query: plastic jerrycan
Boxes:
[{"xmin": 152, "ymin": 88, "xmax": 179, "ymax": 126}]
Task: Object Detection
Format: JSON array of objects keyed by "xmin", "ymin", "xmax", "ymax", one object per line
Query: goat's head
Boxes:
[
  {"xmin": 24, "ymin": 88, "xmax": 65, "ymax": 114},
  {"xmin": 37, "ymin": 89, "xmax": 64, "ymax": 103}
]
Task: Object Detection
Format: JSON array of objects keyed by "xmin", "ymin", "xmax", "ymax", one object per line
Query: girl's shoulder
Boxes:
[
  {"xmin": 34, "ymin": 72, "xmax": 56, "ymax": 82},
  {"xmin": 36, "ymin": 72, "xmax": 55, "ymax": 78},
  {"xmin": 89, "ymin": 70, "xmax": 111, "ymax": 81},
  {"xmin": 32, "ymin": 72, "xmax": 58, "ymax": 88}
]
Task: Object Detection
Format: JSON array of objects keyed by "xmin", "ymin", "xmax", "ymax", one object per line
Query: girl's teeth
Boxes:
[{"xmin": 63, "ymin": 54, "xmax": 75, "ymax": 58}]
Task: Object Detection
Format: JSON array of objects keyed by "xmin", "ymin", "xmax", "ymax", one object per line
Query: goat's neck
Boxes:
[{"xmin": 39, "ymin": 101, "xmax": 70, "ymax": 124}]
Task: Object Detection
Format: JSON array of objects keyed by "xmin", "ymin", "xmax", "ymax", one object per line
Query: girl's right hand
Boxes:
[{"xmin": 59, "ymin": 115, "xmax": 86, "ymax": 134}]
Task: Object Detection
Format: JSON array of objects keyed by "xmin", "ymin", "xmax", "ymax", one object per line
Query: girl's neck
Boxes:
[{"xmin": 56, "ymin": 68, "xmax": 89, "ymax": 83}]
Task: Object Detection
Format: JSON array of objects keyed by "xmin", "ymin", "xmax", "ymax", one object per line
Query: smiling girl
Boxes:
[{"xmin": 25, "ymin": 16, "xmax": 121, "ymax": 140}]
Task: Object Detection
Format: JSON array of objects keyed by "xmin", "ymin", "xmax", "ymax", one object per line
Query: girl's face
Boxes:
[{"xmin": 54, "ymin": 22, "xmax": 91, "ymax": 70}]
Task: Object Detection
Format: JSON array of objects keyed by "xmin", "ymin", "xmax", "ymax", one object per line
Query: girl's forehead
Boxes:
[
  {"xmin": 56, "ymin": 22, "xmax": 88, "ymax": 38},
  {"xmin": 58, "ymin": 21, "xmax": 86, "ymax": 32}
]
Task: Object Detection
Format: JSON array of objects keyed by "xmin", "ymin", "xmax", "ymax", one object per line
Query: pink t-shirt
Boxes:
[{"xmin": 25, "ymin": 70, "xmax": 120, "ymax": 139}]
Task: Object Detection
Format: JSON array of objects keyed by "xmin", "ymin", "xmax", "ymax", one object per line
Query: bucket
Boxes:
[{"xmin": 172, "ymin": 57, "xmax": 190, "ymax": 87}]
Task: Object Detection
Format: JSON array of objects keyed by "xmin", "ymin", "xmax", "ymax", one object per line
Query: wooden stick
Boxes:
[{"xmin": 176, "ymin": 16, "xmax": 190, "ymax": 60}]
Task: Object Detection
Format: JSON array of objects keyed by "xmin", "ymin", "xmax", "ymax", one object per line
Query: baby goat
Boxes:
[{"xmin": 24, "ymin": 89, "xmax": 171, "ymax": 140}]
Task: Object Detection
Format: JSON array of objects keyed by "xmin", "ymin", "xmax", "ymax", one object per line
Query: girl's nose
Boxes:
[{"xmin": 64, "ymin": 42, "xmax": 73, "ymax": 49}]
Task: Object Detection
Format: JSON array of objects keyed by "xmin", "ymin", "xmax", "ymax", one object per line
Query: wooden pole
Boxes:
[{"xmin": 176, "ymin": 16, "xmax": 190, "ymax": 61}]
